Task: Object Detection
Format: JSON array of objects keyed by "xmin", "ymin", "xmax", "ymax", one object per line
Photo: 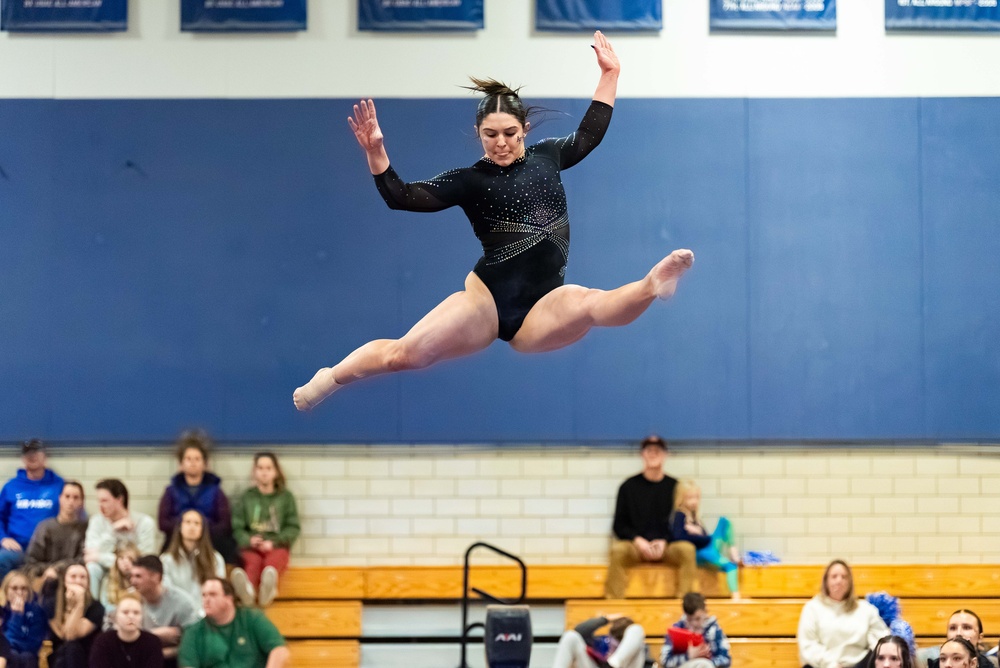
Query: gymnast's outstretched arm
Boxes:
[
  {"xmin": 591, "ymin": 30, "xmax": 619, "ymax": 108},
  {"xmin": 348, "ymin": 99, "xmax": 390, "ymax": 176}
]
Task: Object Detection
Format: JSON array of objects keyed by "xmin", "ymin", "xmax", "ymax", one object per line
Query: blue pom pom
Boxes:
[
  {"xmin": 866, "ymin": 591, "xmax": 901, "ymax": 625},
  {"xmin": 742, "ymin": 550, "xmax": 781, "ymax": 566},
  {"xmin": 890, "ymin": 619, "xmax": 916, "ymax": 656}
]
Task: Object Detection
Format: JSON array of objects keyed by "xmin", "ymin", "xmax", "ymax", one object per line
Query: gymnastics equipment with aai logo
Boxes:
[
  {"xmin": 458, "ymin": 542, "xmax": 531, "ymax": 668},
  {"xmin": 484, "ymin": 605, "xmax": 532, "ymax": 668}
]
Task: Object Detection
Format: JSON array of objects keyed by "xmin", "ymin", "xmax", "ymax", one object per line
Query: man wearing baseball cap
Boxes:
[
  {"xmin": 0, "ymin": 439, "xmax": 65, "ymax": 579},
  {"xmin": 604, "ymin": 434, "xmax": 696, "ymax": 599}
]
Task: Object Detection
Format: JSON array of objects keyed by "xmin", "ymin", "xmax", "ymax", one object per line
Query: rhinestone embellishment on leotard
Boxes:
[{"xmin": 482, "ymin": 212, "xmax": 569, "ymax": 266}]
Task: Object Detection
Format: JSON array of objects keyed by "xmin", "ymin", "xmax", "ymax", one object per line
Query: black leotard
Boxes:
[{"xmin": 373, "ymin": 100, "xmax": 613, "ymax": 341}]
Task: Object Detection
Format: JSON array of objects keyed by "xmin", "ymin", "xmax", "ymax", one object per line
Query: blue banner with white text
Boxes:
[
  {"xmin": 536, "ymin": 0, "xmax": 661, "ymax": 30},
  {"xmin": 885, "ymin": 0, "xmax": 1000, "ymax": 30},
  {"xmin": 1, "ymin": 0, "xmax": 126, "ymax": 32},
  {"xmin": 358, "ymin": 0, "xmax": 483, "ymax": 31},
  {"xmin": 181, "ymin": 0, "xmax": 306, "ymax": 32},
  {"xmin": 710, "ymin": 0, "xmax": 836, "ymax": 30}
]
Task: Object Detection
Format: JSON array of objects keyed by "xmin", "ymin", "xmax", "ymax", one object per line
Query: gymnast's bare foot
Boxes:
[
  {"xmin": 650, "ymin": 249, "xmax": 694, "ymax": 301},
  {"xmin": 293, "ymin": 367, "xmax": 343, "ymax": 411}
]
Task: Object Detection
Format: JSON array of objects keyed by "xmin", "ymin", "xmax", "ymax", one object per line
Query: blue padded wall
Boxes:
[{"xmin": 0, "ymin": 97, "xmax": 997, "ymax": 443}]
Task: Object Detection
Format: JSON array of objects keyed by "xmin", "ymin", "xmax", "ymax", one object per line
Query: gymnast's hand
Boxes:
[
  {"xmin": 348, "ymin": 99, "xmax": 384, "ymax": 154},
  {"xmin": 592, "ymin": 30, "xmax": 620, "ymax": 78}
]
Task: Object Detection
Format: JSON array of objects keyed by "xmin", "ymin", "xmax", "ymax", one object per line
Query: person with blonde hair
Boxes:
[
  {"xmin": 99, "ymin": 541, "xmax": 140, "ymax": 609},
  {"xmin": 668, "ymin": 479, "xmax": 741, "ymax": 599},
  {"xmin": 88, "ymin": 592, "xmax": 164, "ymax": 668},
  {"xmin": 797, "ymin": 559, "xmax": 888, "ymax": 668},
  {"xmin": 0, "ymin": 570, "xmax": 48, "ymax": 668}
]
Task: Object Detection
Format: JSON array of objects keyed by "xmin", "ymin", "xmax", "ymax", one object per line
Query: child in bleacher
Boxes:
[
  {"xmin": 99, "ymin": 541, "xmax": 139, "ymax": 611},
  {"xmin": 660, "ymin": 592, "xmax": 732, "ymax": 668},
  {"xmin": 669, "ymin": 480, "xmax": 741, "ymax": 599}
]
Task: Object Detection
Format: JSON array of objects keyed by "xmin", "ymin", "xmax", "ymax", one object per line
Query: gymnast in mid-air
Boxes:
[{"xmin": 294, "ymin": 31, "xmax": 693, "ymax": 411}]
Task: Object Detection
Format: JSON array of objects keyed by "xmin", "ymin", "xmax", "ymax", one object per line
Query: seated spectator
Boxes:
[
  {"xmin": 669, "ymin": 480, "xmax": 741, "ymax": 599},
  {"xmin": 99, "ymin": 542, "xmax": 140, "ymax": 613},
  {"xmin": 925, "ymin": 610, "xmax": 992, "ymax": 668},
  {"xmin": 25, "ymin": 481, "xmax": 86, "ymax": 582},
  {"xmin": 0, "ymin": 570, "xmax": 48, "ymax": 668},
  {"xmin": 0, "ymin": 440, "xmax": 64, "ymax": 581},
  {"xmin": 605, "ymin": 435, "xmax": 696, "ymax": 599},
  {"xmin": 871, "ymin": 635, "xmax": 914, "ymax": 668},
  {"xmin": 177, "ymin": 578, "xmax": 289, "ymax": 668},
  {"xmin": 798, "ymin": 559, "xmax": 889, "ymax": 668},
  {"xmin": 231, "ymin": 452, "xmax": 301, "ymax": 608},
  {"xmin": 661, "ymin": 592, "xmax": 732, "ymax": 668},
  {"xmin": 88, "ymin": 592, "xmax": 164, "ymax": 668},
  {"xmin": 128, "ymin": 555, "xmax": 199, "ymax": 667},
  {"xmin": 158, "ymin": 430, "xmax": 239, "ymax": 566},
  {"xmin": 938, "ymin": 638, "xmax": 980, "ymax": 668},
  {"xmin": 83, "ymin": 479, "xmax": 156, "ymax": 600},
  {"xmin": 552, "ymin": 613, "xmax": 648, "ymax": 668},
  {"xmin": 43, "ymin": 562, "xmax": 105, "ymax": 668},
  {"xmin": 160, "ymin": 510, "xmax": 225, "ymax": 610}
]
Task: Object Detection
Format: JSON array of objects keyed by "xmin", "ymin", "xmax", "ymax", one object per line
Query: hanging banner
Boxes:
[
  {"xmin": 358, "ymin": 0, "xmax": 483, "ymax": 31},
  {"xmin": 181, "ymin": 0, "xmax": 306, "ymax": 32},
  {"xmin": 1, "ymin": 0, "xmax": 126, "ymax": 32},
  {"xmin": 709, "ymin": 0, "xmax": 836, "ymax": 30},
  {"xmin": 536, "ymin": 0, "xmax": 661, "ymax": 31},
  {"xmin": 885, "ymin": 0, "xmax": 1000, "ymax": 31}
]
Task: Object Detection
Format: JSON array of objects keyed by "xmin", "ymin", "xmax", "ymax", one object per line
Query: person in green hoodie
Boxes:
[{"xmin": 229, "ymin": 453, "xmax": 299, "ymax": 608}]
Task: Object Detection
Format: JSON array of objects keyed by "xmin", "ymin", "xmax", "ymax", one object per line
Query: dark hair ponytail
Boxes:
[
  {"xmin": 942, "ymin": 636, "xmax": 979, "ymax": 662},
  {"xmin": 464, "ymin": 77, "xmax": 539, "ymax": 128}
]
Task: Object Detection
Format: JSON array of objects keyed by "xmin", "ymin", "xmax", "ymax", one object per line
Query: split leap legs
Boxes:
[{"xmin": 293, "ymin": 249, "xmax": 693, "ymax": 410}]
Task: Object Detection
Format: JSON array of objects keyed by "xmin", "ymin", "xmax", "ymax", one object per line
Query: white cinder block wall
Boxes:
[{"xmin": 5, "ymin": 443, "xmax": 999, "ymax": 567}]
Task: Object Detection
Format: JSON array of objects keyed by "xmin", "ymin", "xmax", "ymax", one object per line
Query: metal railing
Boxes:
[{"xmin": 458, "ymin": 541, "xmax": 527, "ymax": 668}]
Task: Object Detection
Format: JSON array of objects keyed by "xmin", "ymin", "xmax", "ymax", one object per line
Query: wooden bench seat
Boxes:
[
  {"xmin": 363, "ymin": 564, "xmax": 727, "ymax": 600},
  {"xmin": 276, "ymin": 563, "xmax": 1000, "ymax": 602},
  {"xmin": 262, "ymin": 564, "xmax": 1000, "ymax": 668},
  {"xmin": 275, "ymin": 567, "xmax": 366, "ymax": 600},
  {"xmin": 266, "ymin": 600, "xmax": 362, "ymax": 638},
  {"xmin": 648, "ymin": 638, "xmax": 800, "ymax": 668},
  {"xmin": 741, "ymin": 564, "xmax": 1000, "ymax": 598},
  {"xmin": 284, "ymin": 640, "xmax": 360, "ymax": 666},
  {"xmin": 566, "ymin": 598, "xmax": 1000, "ymax": 638}
]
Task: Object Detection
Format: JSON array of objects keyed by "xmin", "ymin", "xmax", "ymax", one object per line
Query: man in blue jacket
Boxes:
[{"xmin": 0, "ymin": 440, "xmax": 65, "ymax": 579}]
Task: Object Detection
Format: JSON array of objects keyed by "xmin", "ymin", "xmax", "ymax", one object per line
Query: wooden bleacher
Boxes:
[{"xmin": 265, "ymin": 564, "xmax": 1000, "ymax": 667}]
